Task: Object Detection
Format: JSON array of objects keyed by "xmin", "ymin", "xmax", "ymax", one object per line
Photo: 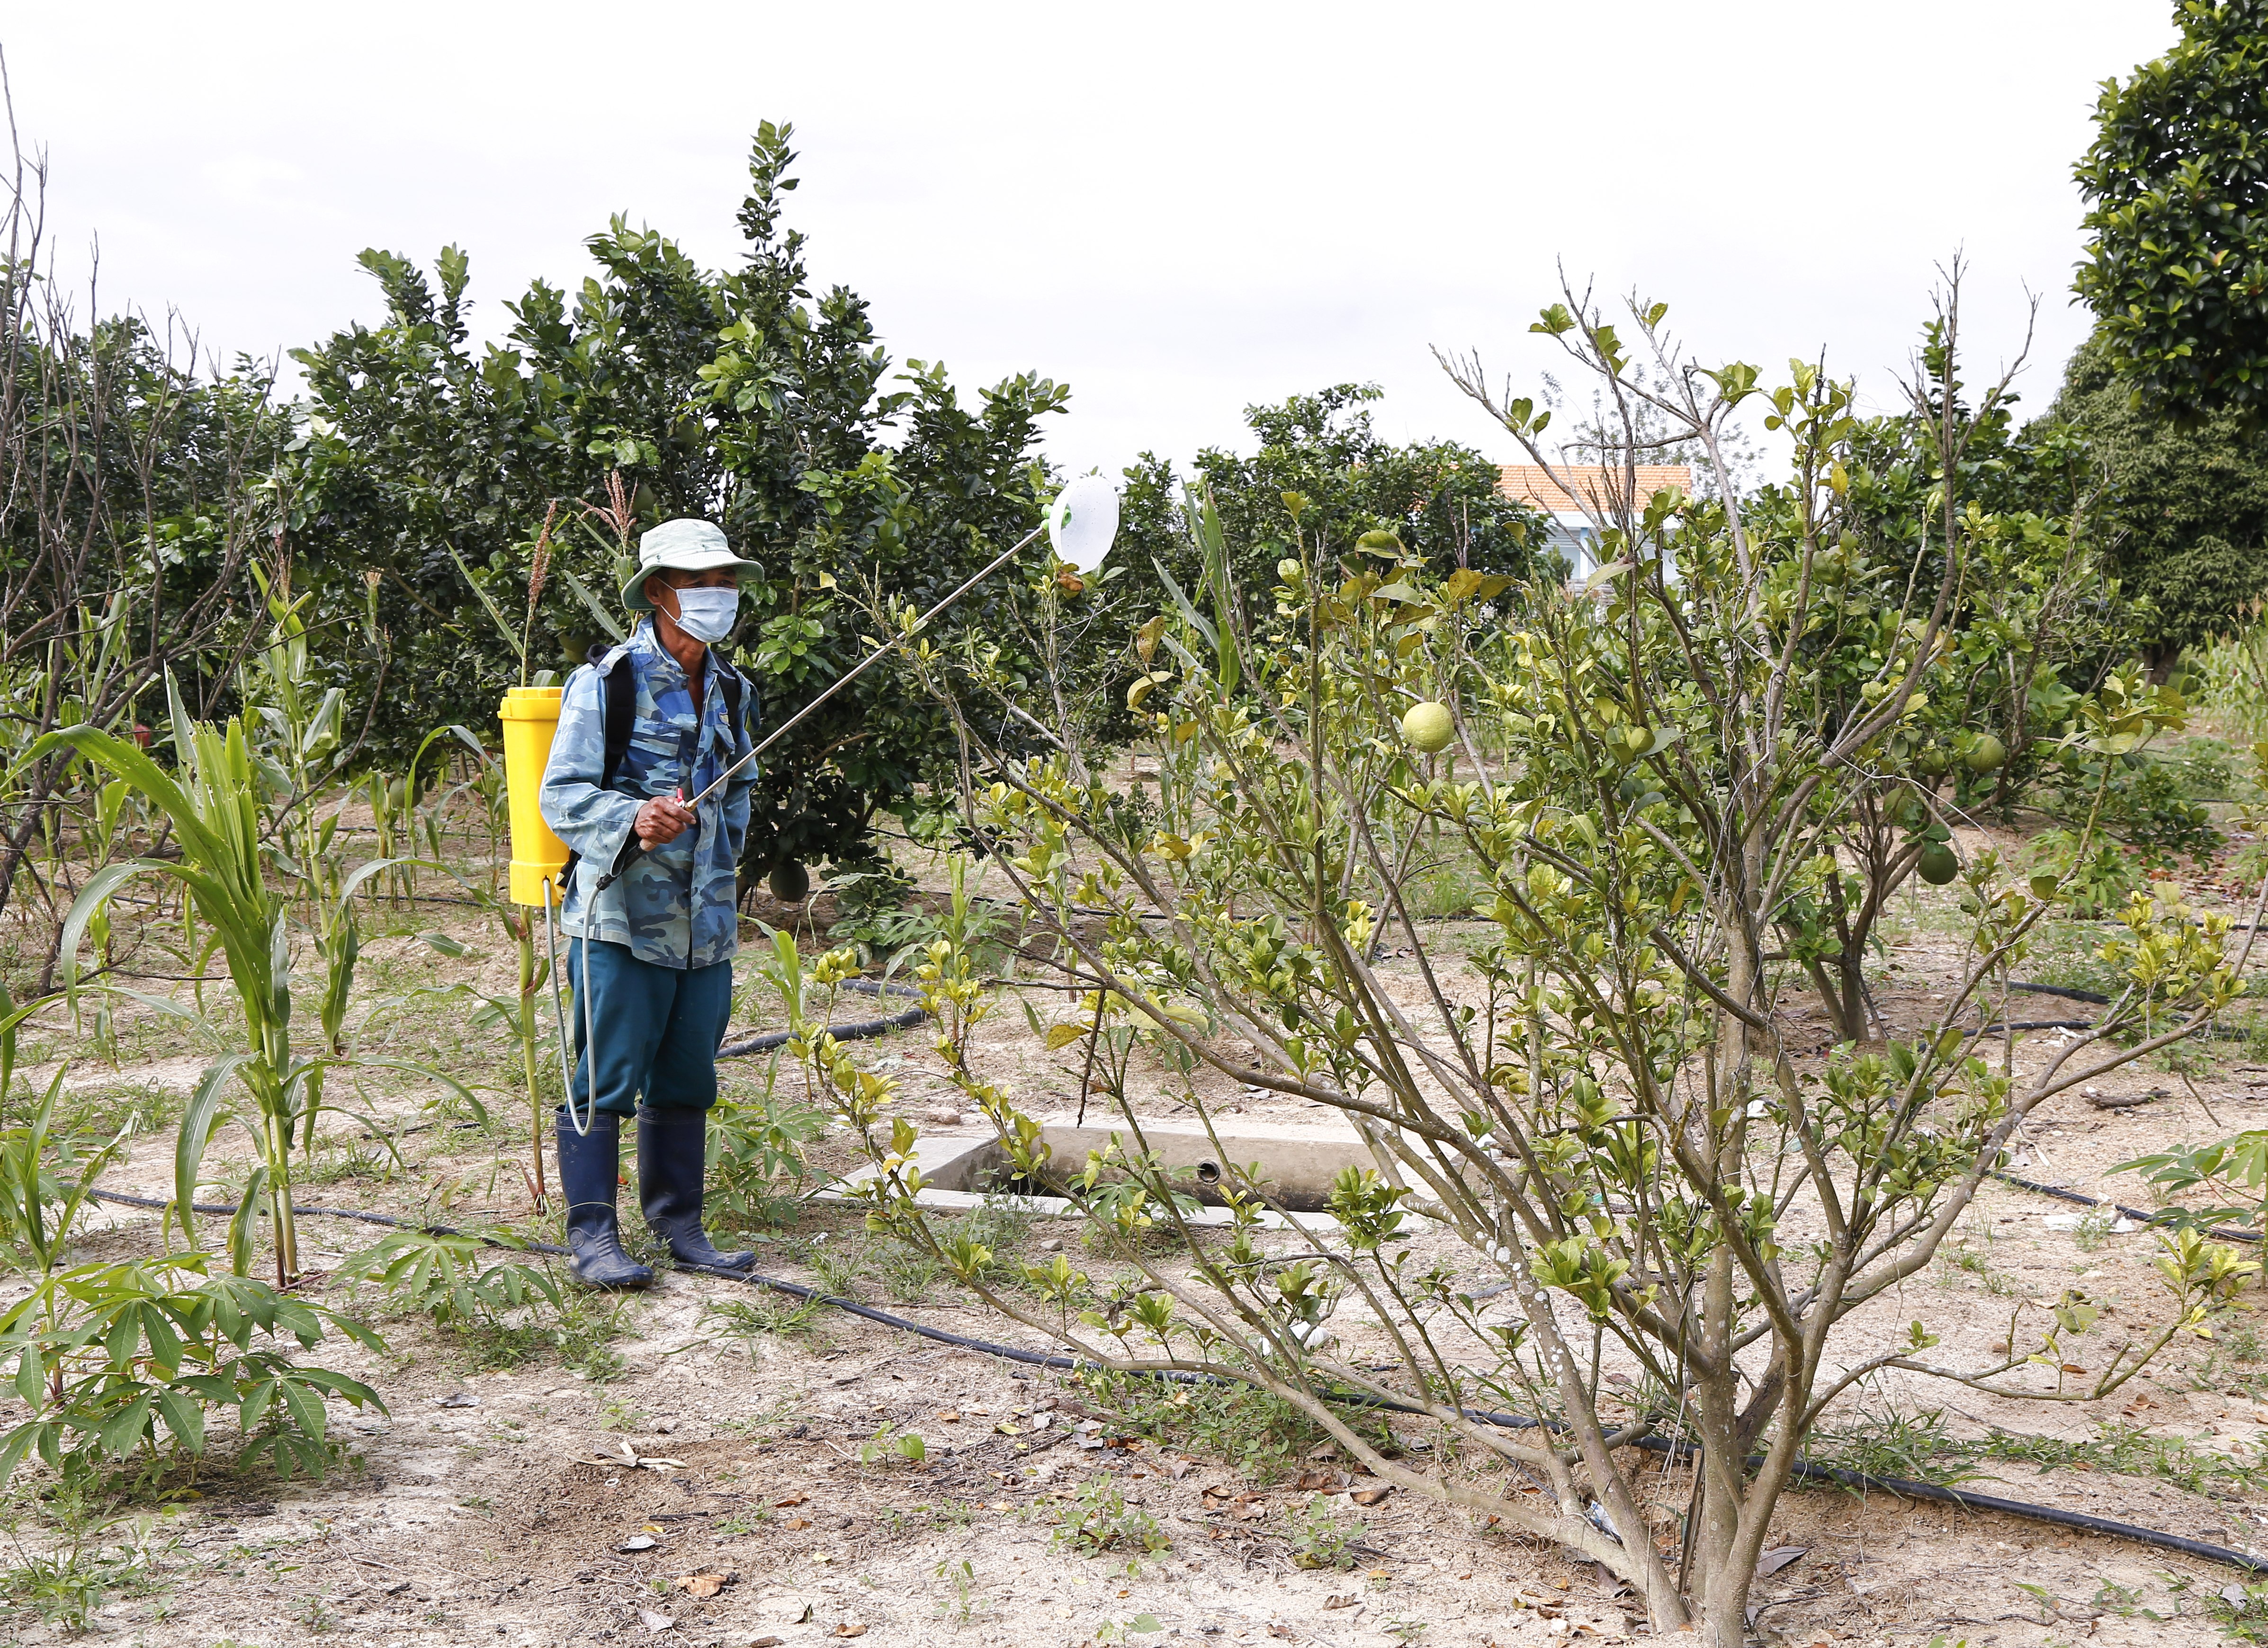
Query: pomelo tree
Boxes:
[{"xmin": 800, "ymin": 292, "xmax": 2256, "ymax": 1644}]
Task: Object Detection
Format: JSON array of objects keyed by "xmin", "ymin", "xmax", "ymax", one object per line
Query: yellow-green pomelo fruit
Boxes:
[
  {"xmin": 1965, "ymin": 734, "xmax": 2008, "ymax": 773},
  {"xmin": 1916, "ymin": 842, "xmax": 1960, "ymax": 885},
  {"xmin": 1401, "ymin": 702, "xmax": 1456, "ymax": 753}
]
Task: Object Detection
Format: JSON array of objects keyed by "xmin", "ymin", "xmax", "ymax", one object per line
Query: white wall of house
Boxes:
[{"xmin": 1547, "ymin": 512, "xmax": 1601, "ymax": 578}]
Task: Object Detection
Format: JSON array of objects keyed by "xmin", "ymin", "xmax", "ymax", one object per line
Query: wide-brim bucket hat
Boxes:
[{"xmin": 619, "ymin": 518, "xmax": 764, "ymax": 610}]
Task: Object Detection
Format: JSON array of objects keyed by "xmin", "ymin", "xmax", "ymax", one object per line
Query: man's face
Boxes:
[{"xmin": 646, "ymin": 566, "xmax": 740, "ymax": 622}]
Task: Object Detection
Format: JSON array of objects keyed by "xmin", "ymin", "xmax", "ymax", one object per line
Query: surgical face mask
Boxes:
[{"xmin": 667, "ymin": 586, "xmax": 740, "ymax": 645}]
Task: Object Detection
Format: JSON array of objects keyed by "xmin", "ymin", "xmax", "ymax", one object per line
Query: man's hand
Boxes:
[{"xmin": 634, "ymin": 797, "xmax": 694, "ymax": 849}]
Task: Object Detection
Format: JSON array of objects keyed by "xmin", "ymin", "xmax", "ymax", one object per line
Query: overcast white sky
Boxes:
[{"xmin": 3, "ymin": 1, "xmax": 2177, "ymax": 483}]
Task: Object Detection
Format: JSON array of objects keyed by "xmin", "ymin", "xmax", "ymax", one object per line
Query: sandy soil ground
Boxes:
[{"xmin": 6, "ymin": 811, "xmax": 2268, "ymax": 1647}]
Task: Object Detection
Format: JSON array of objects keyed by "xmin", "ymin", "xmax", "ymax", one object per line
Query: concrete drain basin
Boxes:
[{"xmin": 830, "ymin": 1112, "xmax": 1376, "ymax": 1227}]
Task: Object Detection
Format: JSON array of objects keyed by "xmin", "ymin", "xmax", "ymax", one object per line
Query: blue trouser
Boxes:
[{"xmin": 565, "ymin": 937, "xmax": 734, "ymax": 1117}]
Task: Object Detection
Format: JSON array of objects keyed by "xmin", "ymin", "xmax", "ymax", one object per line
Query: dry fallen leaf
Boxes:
[
  {"xmin": 937, "ymin": 1410, "xmax": 960, "ymax": 1423},
  {"xmin": 1324, "ymin": 1594, "xmax": 1358, "ymax": 1610},
  {"xmin": 751, "ymin": 1638, "xmax": 784, "ymax": 1648},
  {"xmin": 774, "ymin": 1492, "xmax": 809, "ymax": 1508},
  {"xmin": 636, "ymin": 1609, "xmax": 676, "ymax": 1633},
  {"xmin": 672, "ymin": 1571, "xmax": 729, "ymax": 1598},
  {"xmin": 782, "ymin": 1517, "xmax": 812, "ymax": 1531},
  {"xmin": 833, "ymin": 1625, "xmax": 869, "ymax": 1639},
  {"xmin": 1754, "ymin": 1546, "xmax": 1807, "ymax": 1578},
  {"xmin": 1350, "ymin": 1486, "xmax": 1393, "ymax": 1506}
]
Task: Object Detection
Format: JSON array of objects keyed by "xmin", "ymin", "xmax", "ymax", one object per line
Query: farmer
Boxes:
[{"xmin": 540, "ymin": 517, "xmax": 763, "ymax": 1289}]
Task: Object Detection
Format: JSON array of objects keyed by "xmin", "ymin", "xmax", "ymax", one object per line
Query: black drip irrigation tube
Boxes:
[
  {"xmin": 716, "ymin": 978, "xmax": 929, "ymax": 1060},
  {"xmin": 1981, "ymin": 980, "xmax": 2261, "ymax": 1042},
  {"xmin": 1990, "ymin": 1168, "xmax": 2265, "ymax": 1246},
  {"xmin": 80, "ymin": 1189, "xmax": 2268, "ymax": 1576}
]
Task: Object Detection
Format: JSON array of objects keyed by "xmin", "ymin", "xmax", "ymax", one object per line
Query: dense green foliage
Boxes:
[
  {"xmin": 2075, "ymin": 0, "xmax": 2268, "ymax": 422},
  {"xmin": 2048, "ymin": 334, "xmax": 2268, "ymax": 656},
  {"xmin": 286, "ymin": 122, "xmax": 1068, "ymax": 877}
]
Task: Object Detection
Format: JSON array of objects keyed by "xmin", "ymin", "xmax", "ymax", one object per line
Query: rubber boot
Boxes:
[
  {"xmin": 636, "ymin": 1105, "xmax": 755, "ymax": 1271},
  {"xmin": 555, "ymin": 1111, "xmax": 654, "ymax": 1290}
]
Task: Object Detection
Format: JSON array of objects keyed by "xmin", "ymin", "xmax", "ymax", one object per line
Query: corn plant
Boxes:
[
  {"xmin": 366, "ymin": 769, "xmax": 412, "ymax": 905},
  {"xmin": 403, "ymin": 722, "xmax": 491, "ymax": 876},
  {"xmin": 45, "ymin": 684, "xmax": 478, "ymax": 1283},
  {"xmin": 0, "ymin": 997, "xmax": 119, "ymax": 1279},
  {"xmin": 244, "ymin": 566, "xmax": 361, "ymax": 1153},
  {"xmin": 414, "ymin": 899, "xmax": 560, "ymax": 1207}
]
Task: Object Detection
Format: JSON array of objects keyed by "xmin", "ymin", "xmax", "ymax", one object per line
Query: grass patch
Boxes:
[
  {"xmin": 451, "ymin": 1288, "xmax": 633, "ymax": 1381},
  {"xmin": 1083, "ymin": 1370, "xmax": 1386, "ymax": 1483},
  {"xmin": 1805, "ymin": 1400, "xmax": 2268, "ymax": 1497},
  {"xmin": 707, "ymin": 1290, "xmax": 831, "ymax": 1345},
  {"xmin": 2019, "ymin": 919, "xmax": 2132, "ymax": 999}
]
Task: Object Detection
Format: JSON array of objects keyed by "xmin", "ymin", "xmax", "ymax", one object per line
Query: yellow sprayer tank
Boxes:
[{"xmin": 499, "ymin": 686, "xmax": 569, "ymax": 907}]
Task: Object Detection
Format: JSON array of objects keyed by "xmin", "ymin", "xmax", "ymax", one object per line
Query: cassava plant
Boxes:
[{"xmin": 818, "ymin": 293, "xmax": 2263, "ymax": 1643}]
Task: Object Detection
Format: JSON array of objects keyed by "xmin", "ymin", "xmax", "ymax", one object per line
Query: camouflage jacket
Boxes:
[{"xmin": 541, "ymin": 620, "xmax": 758, "ymax": 969}]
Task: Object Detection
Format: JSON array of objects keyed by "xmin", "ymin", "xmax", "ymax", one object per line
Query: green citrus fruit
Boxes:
[
  {"xmin": 1915, "ymin": 745, "xmax": 1949, "ymax": 777},
  {"xmin": 1965, "ymin": 734, "xmax": 2008, "ymax": 773},
  {"xmin": 1917, "ymin": 842, "xmax": 1960, "ymax": 885},
  {"xmin": 1401, "ymin": 702, "xmax": 1456, "ymax": 754},
  {"xmin": 768, "ymin": 860, "xmax": 812, "ymax": 903}
]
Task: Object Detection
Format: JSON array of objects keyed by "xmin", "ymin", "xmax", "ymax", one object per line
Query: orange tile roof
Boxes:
[{"xmin": 1499, "ymin": 464, "xmax": 1693, "ymax": 514}]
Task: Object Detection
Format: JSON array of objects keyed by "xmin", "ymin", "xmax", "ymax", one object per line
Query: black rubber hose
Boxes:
[
  {"xmin": 2007, "ymin": 982, "xmax": 2115, "ymax": 1005},
  {"xmin": 715, "ymin": 980, "xmax": 929, "ymax": 1060},
  {"xmin": 1989, "ymin": 1168, "xmax": 2264, "ymax": 1245},
  {"xmin": 81, "ymin": 1187, "xmax": 2268, "ymax": 1573},
  {"xmin": 717, "ymin": 1002, "xmax": 927, "ymax": 1060}
]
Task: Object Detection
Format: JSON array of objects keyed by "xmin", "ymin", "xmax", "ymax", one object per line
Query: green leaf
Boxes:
[
  {"xmin": 177, "ymin": 1054, "xmax": 252, "ymax": 1251},
  {"xmin": 94, "ymin": 1390, "xmax": 156, "ymax": 1459},
  {"xmin": 153, "ymin": 1387, "xmax": 207, "ymax": 1453},
  {"xmin": 229, "ymin": 1164, "xmax": 269, "ymax": 1279},
  {"xmin": 0, "ymin": 1421, "xmax": 46, "ymax": 1488},
  {"xmin": 557, "ymin": 567, "xmax": 627, "ymax": 643},
  {"xmin": 444, "ymin": 541, "xmax": 522, "ymax": 657},
  {"xmin": 56, "ymin": 860, "xmax": 166, "ymax": 991}
]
